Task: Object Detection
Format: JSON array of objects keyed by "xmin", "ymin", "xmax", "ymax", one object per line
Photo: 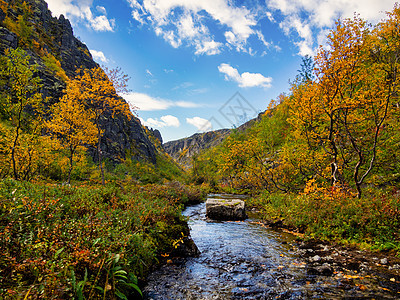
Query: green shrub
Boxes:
[{"xmin": 0, "ymin": 179, "xmax": 201, "ymax": 299}]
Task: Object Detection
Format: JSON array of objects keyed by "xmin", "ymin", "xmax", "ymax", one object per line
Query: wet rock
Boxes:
[
  {"xmin": 206, "ymin": 198, "xmax": 247, "ymax": 221},
  {"xmin": 311, "ymin": 255, "xmax": 321, "ymax": 262},
  {"xmin": 360, "ymin": 262, "xmax": 369, "ymax": 271},
  {"xmin": 389, "ymin": 264, "xmax": 400, "ymax": 270},
  {"xmin": 172, "ymin": 237, "xmax": 200, "ymax": 258},
  {"xmin": 381, "ymin": 258, "xmax": 388, "ymax": 265},
  {"xmin": 307, "ymin": 264, "xmax": 334, "ymax": 276},
  {"xmin": 347, "ymin": 260, "xmax": 360, "ymax": 271},
  {"xmin": 298, "ymin": 241, "xmax": 308, "ymax": 249}
]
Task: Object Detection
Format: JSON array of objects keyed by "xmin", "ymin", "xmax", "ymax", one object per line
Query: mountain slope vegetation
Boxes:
[
  {"xmin": 0, "ymin": 1, "xmax": 198, "ymax": 299},
  {"xmin": 193, "ymin": 8, "xmax": 400, "ymax": 253}
]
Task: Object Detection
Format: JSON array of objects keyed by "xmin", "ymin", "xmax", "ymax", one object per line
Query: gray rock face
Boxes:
[
  {"xmin": 0, "ymin": 28, "xmax": 17, "ymax": 51},
  {"xmin": 164, "ymin": 129, "xmax": 231, "ymax": 167},
  {"xmin": 163, "ymin": 111, "xmax": 266, "ymax": 167},
  {"xmin": 0, "ymin": 0, "xmax": 159, "ymax": 164},
  {"xmin": 206, "ymin": 198, "xmax": 247, "ymax": 221},
  {"xmin": 149, "ymin": 128, "xmax": 163, "ymax": 145}
]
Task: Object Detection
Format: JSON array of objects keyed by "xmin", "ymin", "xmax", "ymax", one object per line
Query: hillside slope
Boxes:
[
  {"xmin": 0, "ymin": 0, "xmax": 158, "ymax": 164},
  {"xmin": 164, "ymin": 111, "xmax": 265, "ymax": 167}
]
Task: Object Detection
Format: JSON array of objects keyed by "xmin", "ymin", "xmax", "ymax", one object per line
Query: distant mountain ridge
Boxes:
[
  {"xmin": 0, "ymin": 0, "xmax": 159, "ymax": 164},
  {"xmin": 164, "ymin": 111, "xmax": 265, "ymax": 167}
]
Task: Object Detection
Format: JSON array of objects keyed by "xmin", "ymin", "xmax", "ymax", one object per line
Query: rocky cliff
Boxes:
[
  {"xmin": 164, "ymin": 111, "xmax": 265, "ymax": 167},
  {"xmin": 163, "ymin": 129, "xmax": 231, "ymax": 167},
  {"xmin": 0, "ymin": 0, "xmax": 158, "ymax": 164}
]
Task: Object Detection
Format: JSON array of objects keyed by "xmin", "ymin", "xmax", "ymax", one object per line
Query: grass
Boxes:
[
  {"xmin": 247, "ymin": 187, "xmax": 400, "ymax": 255},
  {"xmin": 0, "ymin": 178, "xmax": 206, "ymax": 299}
]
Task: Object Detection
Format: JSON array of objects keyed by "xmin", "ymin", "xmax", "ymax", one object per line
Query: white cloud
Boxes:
[
  {"xmin": 186, "ymin": 117, "xmax": 212, "ymax": 132},
  {"xmin": 96, "ymin": 6, "xmax": 107, "ymax": 15},
  {"xmin": 267, "ymin": 0, "xmax": 396, "ymax": 56},
  {"xmin": 123, "ymin": 92, "xmax": 201, "ymax": 111},
  {"xmin": 140, "ymin": 115, "xmax": 180, "ymax": 128},
  {"xmin": 46, "ymin": 0, "xmax": 115, "ymax": 32},
  {"xmin": 89, "ymin": 49, "xmax": 108, "ymax": 63},
  {"xmin": 45, "ymin": 0, "xmax": 84, "ymax": 18},
  {"xmin": 161, "ymin": 115, "xmax": 180, "ymax": 127},
  {"xmin": 175, "ymin": 101, "xmax": 200, "ymax": 108},
  {"xmin": 218, "ymin": 63, "xmax": 272, "ymax": 88},
  {"xmin": 83, "ymin": 7, "xmax": 115, "ymax": 32},
  {"xmin": 89, "ymin": 15, "xmax": 115, "ymax": 32},
  {"xmin": 256, "ymin": 30, "xmax": 270, "ymax": 48},
  {"xmin": 195, "ymin": 40, "xmax": 223, "ymax": 55},
  {"xmin": 126, "ymin": 0, "xmax": 257, "ymax": 55}
]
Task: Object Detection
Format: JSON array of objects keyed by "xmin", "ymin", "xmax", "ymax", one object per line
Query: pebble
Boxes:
[
  {"xmin": 312, "ymin": 255, "xmax": 321, "ymax": 262},
  {"xmin": 380, "ymin": 258, "xmax": 388, "ymax": 265}
]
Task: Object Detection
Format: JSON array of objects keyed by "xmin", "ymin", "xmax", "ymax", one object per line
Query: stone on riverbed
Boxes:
[{"xmin": 206, "ymin": 198, "xmax": 247, "ymax": 221}]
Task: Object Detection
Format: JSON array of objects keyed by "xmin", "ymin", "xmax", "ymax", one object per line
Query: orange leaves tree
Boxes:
[
  {"xmin": 69, "ymin": 66, "xmax": 132, "ymax": 185},
  {"xmin": 46, "ymin": 81, "xmax": 98, "ymax": 184},
  {"xmin": 0, "ymin": 48, "xmax": 44, "ymax": 180},
  {"xmin": 290, "ymin": 12, "xmax": 400, "ymax": 198}
]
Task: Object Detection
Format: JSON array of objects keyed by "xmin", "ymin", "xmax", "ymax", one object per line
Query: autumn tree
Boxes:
[
  {"xmin": 46, "ymin": 81, "xmax": 98, "ymax": 184},
  {"xmin": 0, "ymin": 47, "xmax": 43, "ymax": 180},
  {"xmin": 290, "ymin": 14, "xmax": 399, "ymax": 198},
  {"xmin": 70, "ymin": 66, "xmax": 132, "ymax": 185}
]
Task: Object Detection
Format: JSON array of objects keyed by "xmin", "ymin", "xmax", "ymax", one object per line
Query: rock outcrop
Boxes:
[
  {"xmin": 163, "ymin": 129, "xmax": 230, "ymax": 167},
  {"xmin": 206, "ymin": 198, "xmax": 247, "ymax": 221},
  {"xmin": 0, "ymin": 0, "xmax": 158, "ymax": 164},
  {"xmin": 163, "ymin": 111, "xmax": 265, "ymax": 167}
]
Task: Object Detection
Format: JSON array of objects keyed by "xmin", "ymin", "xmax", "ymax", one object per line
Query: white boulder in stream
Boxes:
[{"xmin": 206, "ymin": 198, "xmax": 247, "ymax": 221}]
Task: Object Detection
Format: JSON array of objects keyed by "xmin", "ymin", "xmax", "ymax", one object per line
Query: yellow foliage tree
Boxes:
[
  {"xmin": 0, "ymin": 48, "xmax": 43, "ymax": 180},
  {"xmin": 290, "ymin": 13, "xmax": 400, "ymax": 198},
  {"xmin": 69, "ymin": 66, "xmax": 132, "ymax": 184},
  {"xmin": 46, "ymin": 81, "xmax": 98, "ymax": 183}
]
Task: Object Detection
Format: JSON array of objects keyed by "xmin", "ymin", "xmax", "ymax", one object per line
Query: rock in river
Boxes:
[{"xmin": 206, "ymin": 198, "xmax": 247, "ymax": 221}]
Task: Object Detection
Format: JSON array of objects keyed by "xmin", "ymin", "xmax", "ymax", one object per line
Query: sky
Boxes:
[{"xmin": 45, "ymin": 0, "xmax": 397, "ymax": 142}]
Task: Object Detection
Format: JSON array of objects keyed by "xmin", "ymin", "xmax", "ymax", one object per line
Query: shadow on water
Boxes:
[{"xmin": 144, "ymin": 195, "xmax": 399, "ymax": 299}]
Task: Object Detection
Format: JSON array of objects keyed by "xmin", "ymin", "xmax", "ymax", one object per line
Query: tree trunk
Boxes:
[
  {"xmin": 68, "ymin": 146, "xmax": 74, "ymax": 184},
  {"xmin": 11, "ymin": 126, "xmax": 20, "ymax": 180},
  {"xmin": 97, "ymin": 126, "xmax": 105, "ymax": 185}
]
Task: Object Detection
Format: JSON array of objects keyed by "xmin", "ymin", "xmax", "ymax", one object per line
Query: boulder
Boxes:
[
  {"xmin": 173, "ymin": 237, "xmax": 200, "ymax": 257},
  {"xmin": 206, "ymin": 198, "xmax": 247, "ymax": 221}
]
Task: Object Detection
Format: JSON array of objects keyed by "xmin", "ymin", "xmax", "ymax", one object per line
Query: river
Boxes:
[{"xmin": 143, "ymin": 195, "xmax": 399, "ymax": 299}]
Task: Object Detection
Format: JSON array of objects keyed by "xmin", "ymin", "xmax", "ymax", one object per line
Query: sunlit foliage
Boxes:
[
  {"xmin": 197, "ymin": 7, "xmax": 400, "ymax": 199},
  {"xmin": 0, "ymin": 48, "xmax": 45, "ymax": 180},
  {"xmin": 46, "ymin": 81, "xmax": 98, "ymax": 183},
  {"xmin": 70, "ymin": 67, "xmax": 133, "ymax": 185}
]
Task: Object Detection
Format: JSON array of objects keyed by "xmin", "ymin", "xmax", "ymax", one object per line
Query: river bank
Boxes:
[
  {"xmin": 0, "ymin": 179, "xmax": 205, "ymax": 299},
  {"xmin": 144, "ymin": 198, "xmax": 400, "ymax": 299}
]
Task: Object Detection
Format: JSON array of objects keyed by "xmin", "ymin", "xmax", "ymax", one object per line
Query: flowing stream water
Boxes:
[{"xmin": 143, "ymin": 195, "xmax": 399, "ymax": 299}]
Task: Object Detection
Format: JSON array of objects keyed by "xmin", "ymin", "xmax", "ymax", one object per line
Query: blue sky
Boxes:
[{"xmin": 46, "ymin": 0, "xmax": 396, "ymax": 142}]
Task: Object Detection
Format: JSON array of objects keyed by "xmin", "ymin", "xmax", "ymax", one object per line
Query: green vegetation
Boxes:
[
  {"xmin": 0, "ymin": 29, "xmax": 195, "ymax": 300},
  {"xmin": 0, "ymin": 179, "xmax": 205, "ymax": 299},
  {"xmin": 193, "ymin": 6, "xmax": 400, "ymax": 254},
  {"xmin": 247, "ymin": 189, "xmax": 400, "ymax": 252},
  {"xmin": 1, "ymin": 0, "xmax": 400, "ymax": 298}
]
